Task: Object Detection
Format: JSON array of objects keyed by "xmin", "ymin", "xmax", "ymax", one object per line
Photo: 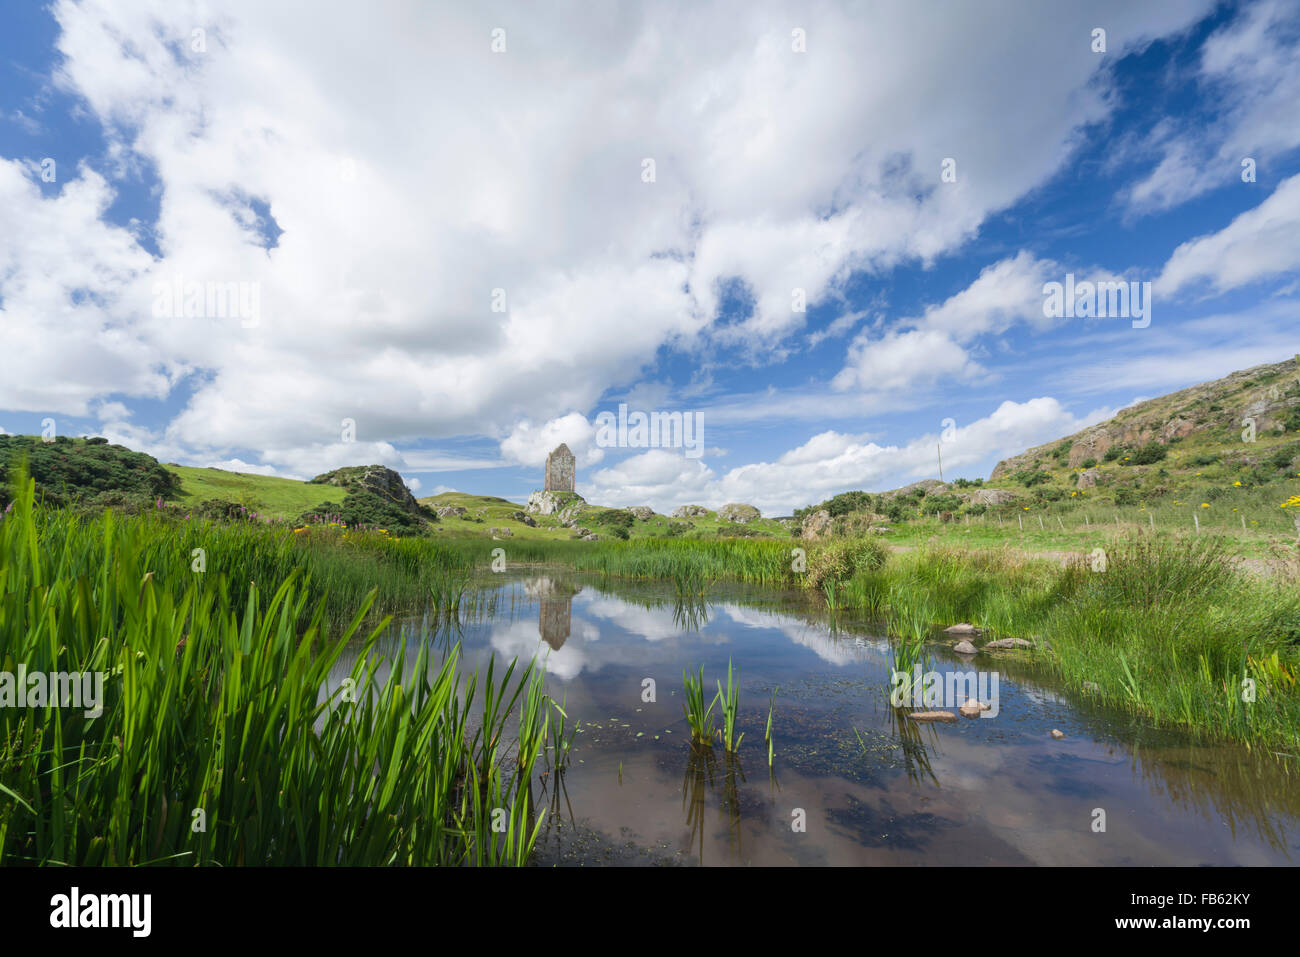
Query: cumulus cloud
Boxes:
[
  {"xmin": 583, "ymin": 396, "xmax": 1111, "ymax": 515},
  {"xmin": 1156, "ymin": 173, "xmax": 1300, "ymax": 296},
  {"xmin": 0, "ymin": 0, "xmax": 1214, "ymax": 475}
]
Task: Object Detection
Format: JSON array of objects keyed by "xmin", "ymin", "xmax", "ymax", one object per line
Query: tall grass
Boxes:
[{"xmin": 0, "ymin": 473, "xmax": 550, "ymax": 866}]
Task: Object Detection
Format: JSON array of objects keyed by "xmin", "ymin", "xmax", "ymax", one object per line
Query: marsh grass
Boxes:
[
  {"xmin": 0, "ymin": 472, "xmax": 550, "ymax": 866},
  {"xmin": 716, "ymin": 659, "xmax": 744, "ymax": 753},
  {"xmin": 682, "ymin": 666, "xmax": 717, "ymax": 746}
]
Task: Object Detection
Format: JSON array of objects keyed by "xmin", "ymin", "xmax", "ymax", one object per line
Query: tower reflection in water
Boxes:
[{"xmin": 523, "ymin": 576, "xmax": 579, "ymax": 651}]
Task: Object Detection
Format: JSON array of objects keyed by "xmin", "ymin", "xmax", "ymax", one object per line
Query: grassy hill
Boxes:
[
  {"xmin": 170, "ymin": 464, "xmax": 346, "ymax": 516},
  {"xmin": 797, "ymin": 356, "xmax": 1300, "ymax": 556}
]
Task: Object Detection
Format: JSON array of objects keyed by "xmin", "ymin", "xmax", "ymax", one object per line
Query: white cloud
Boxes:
[
  {"xmin": 1157, "ymin": 173, "xmax": 1300, "ymax": 296},
  {"xmin": 499, "ymin": 413, "xmax": 602, "ymax": 468},
  {"xmin": 583, "ymin": 396, "xmax": 1109, "ymax": 515},
  {"xmin": 0, "ymin": 0, "xmax": 1215, "ymax": 471},
  {"xmin": 1126, "ymin": 0, "xmax": 1300, "ymax": 214}
]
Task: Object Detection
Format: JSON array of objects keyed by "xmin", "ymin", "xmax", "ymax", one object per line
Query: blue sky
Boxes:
[{"xmin": 1, "ymin": 0, "xmax": 1298, "ymax": 514}]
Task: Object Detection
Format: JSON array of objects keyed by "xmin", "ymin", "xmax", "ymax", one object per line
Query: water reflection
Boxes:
[{"xmin": 368, "ymin": 572, "xmax": 1300, "ymax": 865}]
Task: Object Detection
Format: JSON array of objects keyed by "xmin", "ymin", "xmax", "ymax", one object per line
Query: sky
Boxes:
[{"xmin": 1, "ymin": 0, "xmax": 1298, "ymax": 516}]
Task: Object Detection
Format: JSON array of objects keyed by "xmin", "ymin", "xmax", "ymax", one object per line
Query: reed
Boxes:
[
  {"xmin": 682, "ymin": 666, "xmax": 718, "ymax": 746},
  {"xmin": 0, "ymin": 471, "xmax": 549, "ymax": 866},
  {"xmin": 716, "ymin": 659, "xmax": 744, "ymax": 753}
]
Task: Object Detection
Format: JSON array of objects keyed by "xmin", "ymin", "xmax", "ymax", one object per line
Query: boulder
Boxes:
[
  {"xmin": 944, "ymin": 623, "xmax": 982, "ymax": 637},
  {"xmin": 984, "ymin": 637, "xmax": 1034, "ymax": 649},
  {"xmin": 488, "ymin": 527, "xmax": 513, "ymax": 538},
  {"xmin": 628, "ymin": 506, "xmax": 655, "ymax": 520},
  {"xmin": 718, "ymin": 503, "xmax": 761, "ymax": 524},
  {"xmin": 969, "ymin": 488, "xmax": 1017, "ymax": 507},
  {"xmin": 1050, "ymin": 729, "xmax": 1066, "ymax": 740},
  {"xmin": 1076, "ymin": 468, "xmax": 1102, "ymax": 490},
  {"xmin": 959, "ymin": 699, "xmax": 989, "ymax": 718},
  {"xmin": 436, "ymin": 506, "xmax": 467, "ymax": 518},
  {"xmin": 671, "ymin": 504, "xmax": 709, "ymax": 518},
  {"xmin": 800, "ymin": 509, "xmax": 833, "ymax": 539},
  {"xmin": 510, "ymin": 510, "xmax": 537, "ymax": 527},
  {"xmin": 953, "ymin": 640, "xmax": 977, "ymax": 655},
  {"xmin": 906, "ymin": 711, "xmax": 957, "ymax": 723}
]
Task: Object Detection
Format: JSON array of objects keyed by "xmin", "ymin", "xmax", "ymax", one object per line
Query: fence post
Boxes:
[{"xmin": 1194, "ymin": 513, "xmax": 1200, "ymax": 534}]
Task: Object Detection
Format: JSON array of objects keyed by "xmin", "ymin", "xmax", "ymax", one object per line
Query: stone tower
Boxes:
[{"xmin": 544, "ymin": 443, "xmax": 575, "ymax": 492}]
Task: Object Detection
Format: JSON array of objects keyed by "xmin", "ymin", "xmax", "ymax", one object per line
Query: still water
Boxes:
[{"xmin": 341, "ymin": 571, "xmax": 1299, "ymax": 866}]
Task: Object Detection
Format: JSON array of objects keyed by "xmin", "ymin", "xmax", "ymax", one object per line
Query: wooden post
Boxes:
[
  {"xmin": 1149, "ymin": 513, "xmax": 1155, "ymax": 530},
  {"xmin": 1085, "ymin": 514, "xmax": 1090, "ymax": 526},
  {"xmin": 1038, "ymin": 516, "xmax": 1044, "ymax": 530},
  {"xmin": 1057, "ymin": 516, "xmax": 1065, "ymax": 531},
  {"xmin": 1018, "ymin": 514, "xmax": 1024, "ymax": 534},
  {"xmin": 1241, "ymin": 514, "xmax": 1246, "ymax": 533},
  {"xmin": 1194, "ymin": 513, "xmax": 1200, "ymax": 534}
]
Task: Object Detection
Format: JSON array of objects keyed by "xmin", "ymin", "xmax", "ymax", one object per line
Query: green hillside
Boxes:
[{"xmin": 169, "ymin": 464, "xmax": 346, "ymax": 518}]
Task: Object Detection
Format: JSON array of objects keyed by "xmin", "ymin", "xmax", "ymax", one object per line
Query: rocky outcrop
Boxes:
[
  {"xmin": 628, "ymin": 506, "xmax": 655, "ymax": 520},
  {"xmin": 879, "ymin": 479, "xmax": 947, "ymax": 500},
  {"xmin": 511, "ymin": 510, "xmax": 538, "ymax": 527},
  {"xmin": 1075, "ymin": 468, "xmax": 1102, "ymax": 490},
  {"xmin": 968, "ymin": 488, "xmax": 1017, "ymax": 506},
  {"xmin": 526, "ymin": 489, "xmax": 586, "ymax": 516},
  {"xmin": 800, "ymin": 509, "xmax": 832, "ymax": 539},
  {"xmin": 718, "ymin": 503, "xmax": 760, "ymax": 523},
  {"xmin": 671, "ymin": 504, "xmax": 709, "ymax": 518},
  {"xmin": 992, "ymin": 357, "xmax": 1300, "ymax": 478},
  {"xmin": 436, "ymin": 506, "xmax": 467, "ymax": 518},
  {"xmin": 308, "ymin": 465, "xmax": 426, "ymax": 518}
]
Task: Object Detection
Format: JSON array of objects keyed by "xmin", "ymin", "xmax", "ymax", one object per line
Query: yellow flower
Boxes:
[
  {"xmin": 1200, "ymin": 503, "xmax": 1210, "ymax": 508},
  {"xmin": 1233, "ymin": 481, "xmax": 1242, "ymax": 487}
]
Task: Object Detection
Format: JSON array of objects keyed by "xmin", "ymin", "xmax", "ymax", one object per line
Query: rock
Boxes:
[
  {"xmin": 435, "ymin": 506, "xmax": 467, "ymax": 518},
  {"xmin": 671, "ymin": 504, "xmax": 709, "ymax": 519},
  {"xmin": 959, "ymin": 699, "xmax": 989, "ymax": 718},
  {"xmin": 526, "ymin": 490, "xmax": 586, "ymax": 516},
  {"xmin": 907, "ymin": 711, "xmax": 958, "ymax": 723},
  {"xmin": 718, "ymin": 503, "xmax": 761, "ymax": 524},
  {"xmin": 509, "ymin": 510, "xmax": 538, "ymax": 527},
  {"xmin": 800, "ymin": 509, "xmax": 832, "ymax": 539},
  {"xmin": 1050, "ymin": 729, "xmax": 1066, "ymax": 740},
  {"xmin": 309, "ymin": 465, "xmax": 427, "ymax": 518},
  {"xmin": 488, "ymin": 527, "xmax": 513, "ymax": 538},
  {"xmin": 984, "ymin": 637, "xmax": 1034, "ymax": 649},
  {"xmin": 580, "ymin": 532, "xmax": 600, "ymax": 541},
  {"xmin": 1083, "ymin": 681, "xmax": 1101, "ymax": 694},
  {"xmin": 953, "ymin": 640, "xmax": 978, "ymax": 655},
  {"xmin": 944, "ymin": 623, "xmax": 982, "ymax": 636},
  {"xmin": 628, "ymin": 506, "xmax": 655, "ymax": 520},
  {"xmin": 1075, "ymin": 467, "xmax": 1102, "ymax": 490},
  {"xmin": 880, "ymin": 479, "xmax": 947, "ymax": 500},
  {"xmin": 969, "ymin": 488, "xmax": 1017, "ymax": 507}
]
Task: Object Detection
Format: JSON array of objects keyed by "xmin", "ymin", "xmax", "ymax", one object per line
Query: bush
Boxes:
[
  {"xmin": 1081, "ymin": 457, "xmax": 1097, "ymax": 469},
  {"xmin": 1128, "ymin": 442, "xmax": 1168, "ymax": 466},
  {"xmin": 1013, "ymin": 469, "xmax": 1051, "ymax": 487},
  {"xmin": 1191, "ymin": 452, "xmax": 1219, "ymax": 466},
  {"xmin": 1103, "ymin": 446, "xmax": 1125, "ymax": 463},
  {"xmin": 804, "ymin": 537, "xmax": 888, "ymax": 590}
]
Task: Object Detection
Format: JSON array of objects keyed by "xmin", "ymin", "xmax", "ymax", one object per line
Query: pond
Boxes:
[{"xmin": 338, "ymin": 571, "xmax": 1300, "ymax": 866}]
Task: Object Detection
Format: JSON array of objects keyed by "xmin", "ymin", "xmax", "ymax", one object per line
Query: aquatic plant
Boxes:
[
  {"xmin": 716, "ymin": 659, "xmax": 744, "ymax": 753},
  {"xmin": 682, "ymin": 665, "xmax": 718, "ymax": 746}
]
